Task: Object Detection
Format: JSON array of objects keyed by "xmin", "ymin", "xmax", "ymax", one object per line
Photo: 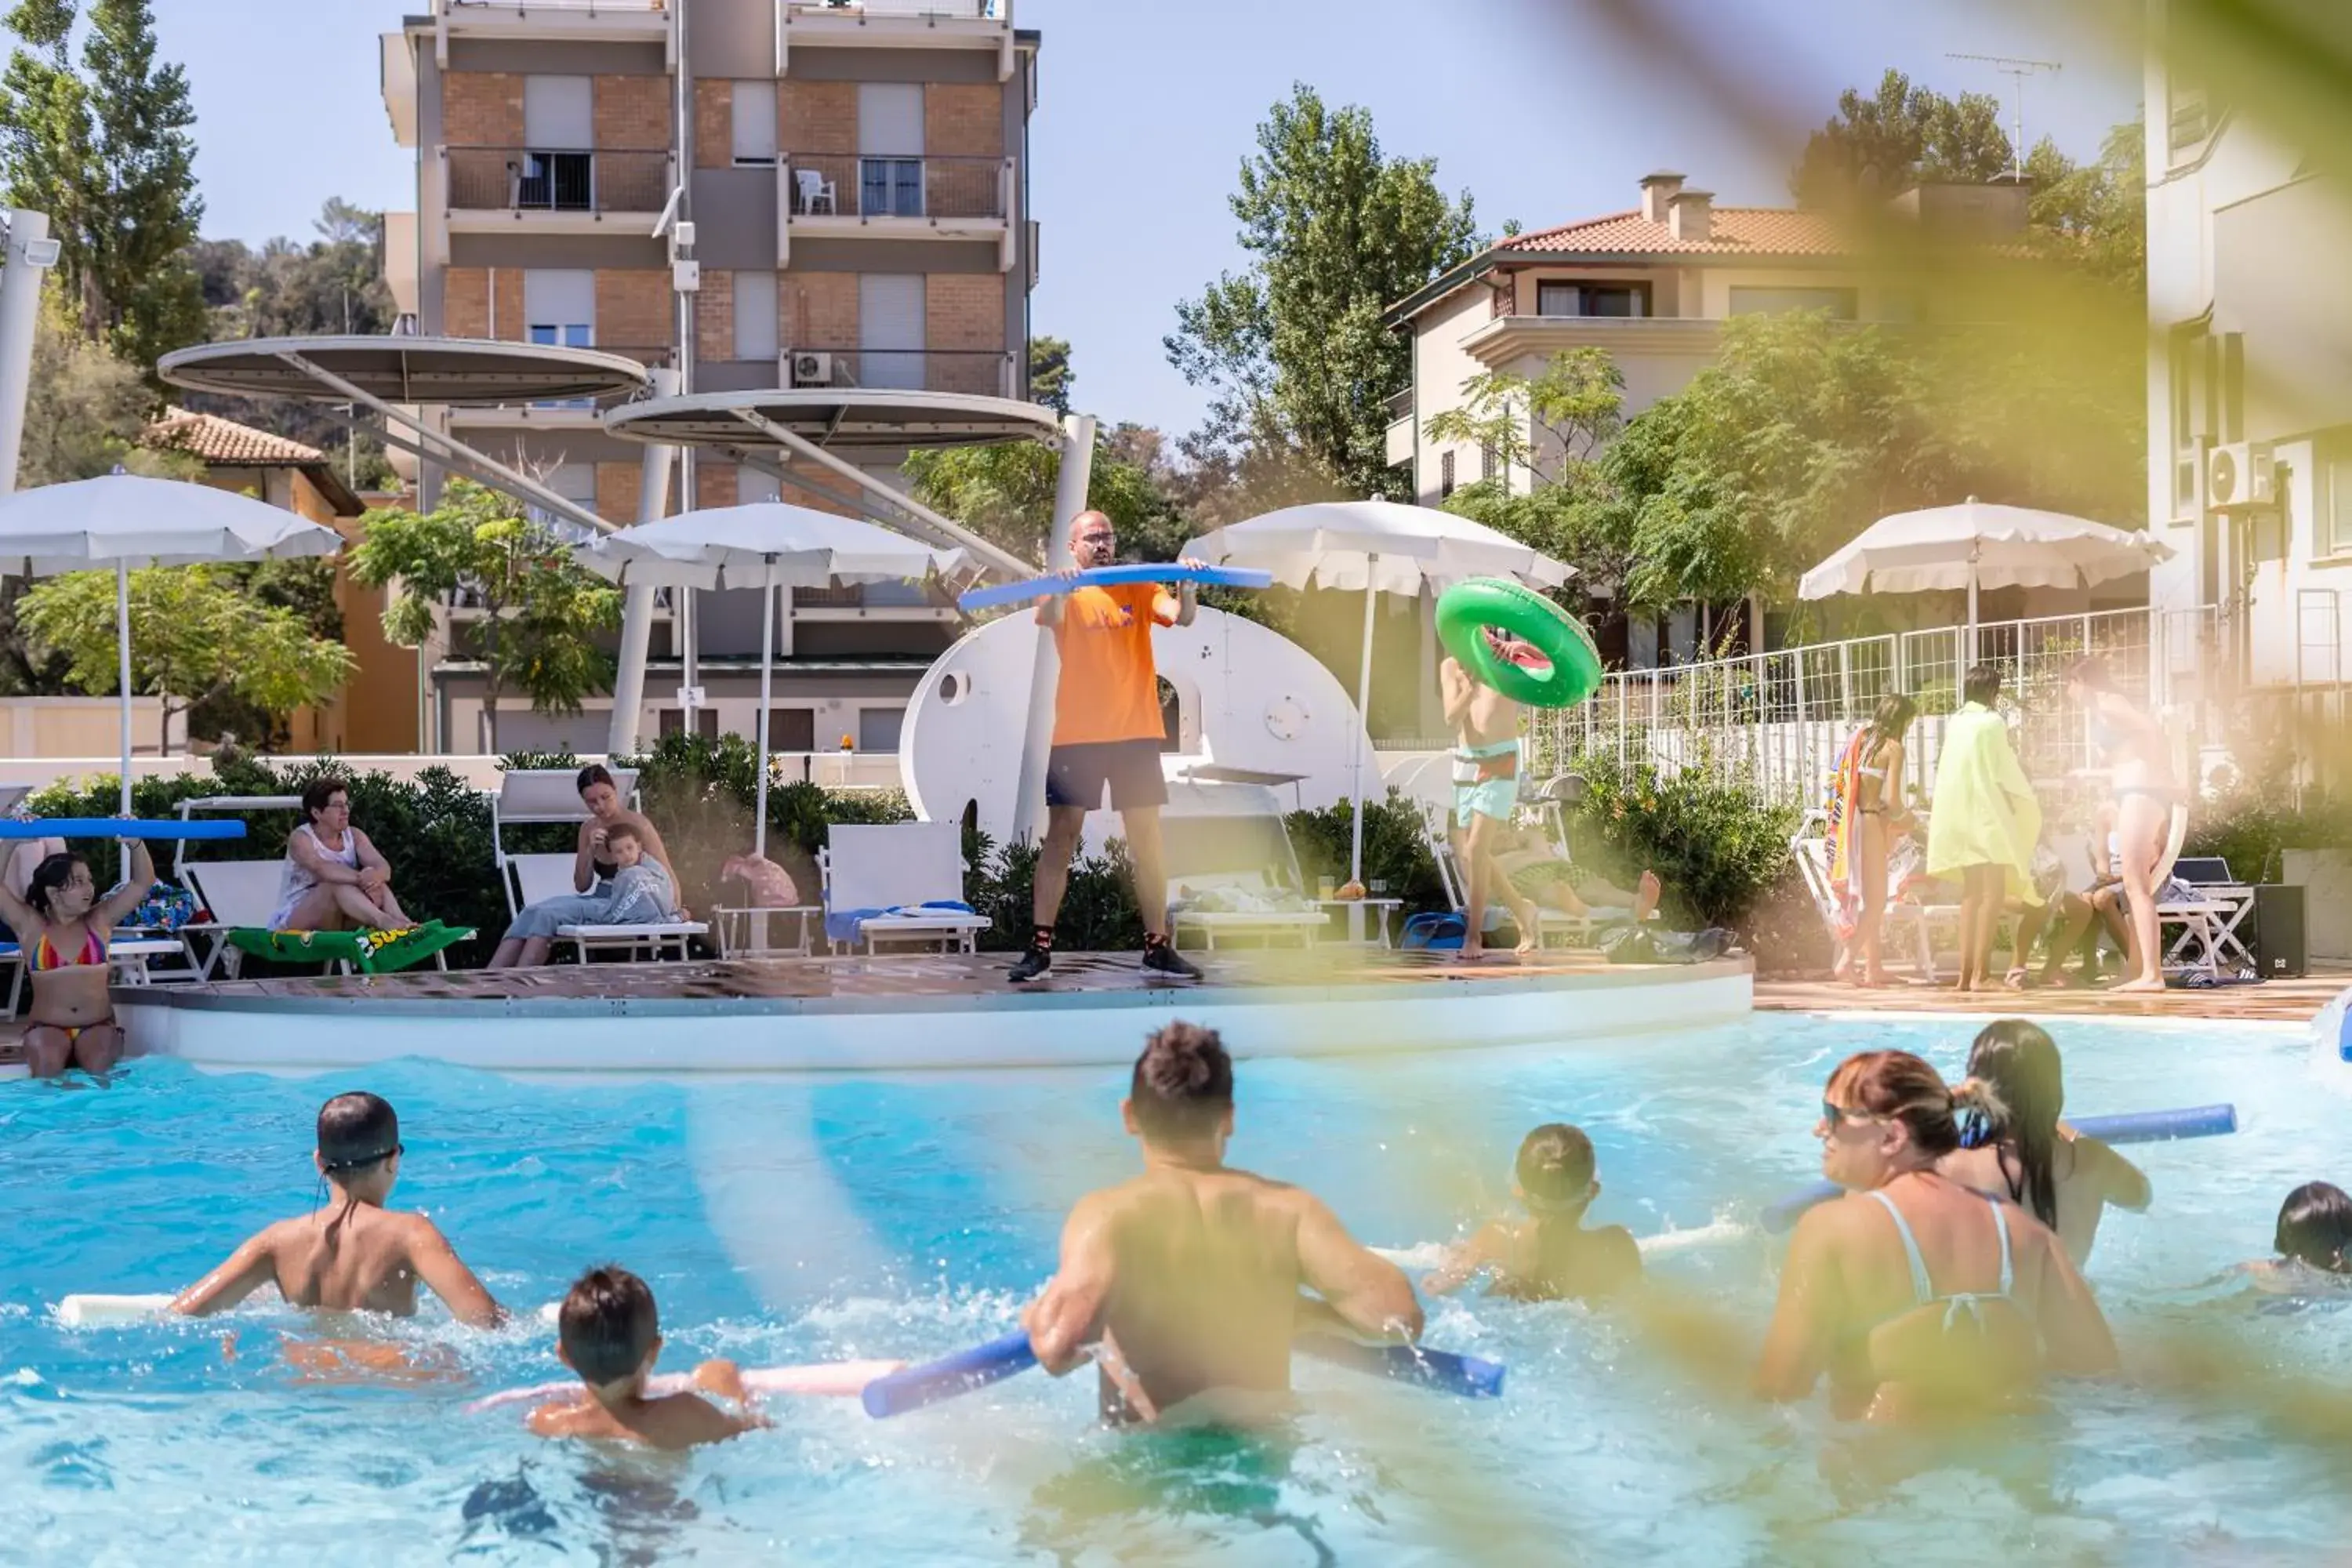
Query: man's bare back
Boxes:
[{"xmin": 172, "ymin": 1203, "xmax": 503, "ymax": 1326}]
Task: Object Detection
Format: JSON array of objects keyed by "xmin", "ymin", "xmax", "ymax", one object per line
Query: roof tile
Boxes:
[
  {"xmin": 142, "ymin": 408, "xmax": 327, "ymax": 466},
  {"xmin": 1508, "ymin": 206, "xmax": 1849, "ymax": 257}
]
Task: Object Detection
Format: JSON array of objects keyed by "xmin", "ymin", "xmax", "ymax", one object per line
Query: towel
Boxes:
[
  {"xmin": 825, "ymin": 900, "xmax": 975, "ymax": 946},
  {"xmin": 1824, "ymin": 725, "xmax": 1871, "ymax": 944},
  {"xmin": 601, "ymin": 861, "xmax": 680, "ymax": 927},
  {"xmin": 1925, "ymin": 702, "xmax": 2044, "ymax": 906}
]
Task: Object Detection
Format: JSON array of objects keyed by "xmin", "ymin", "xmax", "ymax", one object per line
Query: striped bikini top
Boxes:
[{"xmin": 32, "ymin": 926, "xmax": 107, "ymax": 971}]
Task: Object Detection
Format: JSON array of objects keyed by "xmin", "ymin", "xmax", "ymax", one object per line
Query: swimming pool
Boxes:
[{"xmin": 5, "ymin": 1011, "xmax": 2346, "ymax": 1565}]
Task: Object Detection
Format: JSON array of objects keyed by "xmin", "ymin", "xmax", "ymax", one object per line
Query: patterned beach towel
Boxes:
[{"xmin": 1823, "ymin": 724, "xmax": 1871, "ymax": 945}]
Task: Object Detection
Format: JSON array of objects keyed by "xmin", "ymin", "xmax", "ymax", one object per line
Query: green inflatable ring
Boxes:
[{"xmin": 1435, "ymin": 577, "xmax": 1602, "ymax": 709}]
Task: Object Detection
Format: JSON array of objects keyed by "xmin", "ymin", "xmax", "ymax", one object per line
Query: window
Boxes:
[
  {"xmin": 731, "ymin": 81, "xmax": 778, "ymax": 165},
  {"xmin": 521, "ymin": 77, "xmax": 593, "ymax": 211},
  {"xmin": 2325, "ymin": 437, "xmax": 2352, "ymax": 557},
  {"xmin": 735, "ymin": 270, "xmax": 779, "ymax": 361},
  {"xmin": 1439, "ymin": 449, "xmax": 1456, "ymax": 499},
  {"xmin": 768, "ymin": 707, "xmax": 815, "ymax": 752},
  {"xmin": 740, "ymin": 467, "xmax": 782, "ymax": 504},
  {"xmin": 659, "ymin": 708, "xmax": 720, "ymax": 741},
  {"xmin": 1480, "ymin": 443, "xmax": 1497, "ymax": 483},
  {"xmin": 858, "ymin": 274, "xmax": 925, "ymax": 390},
  {"xmin": 857, "ymin": 84, "xmax": 924, "ymax": 218},
  {"xmin": 1728, "ymin": 286, "xmax": 1857, "ymax": 319},
  {"xmin": 858, "ymin": 706, "xmax": 906, "ymax": 753},
  {"xmin": 524, "ymin": 270, "xmax": 594, "ymax": 405},
  {"xmin": 1536, "ymin": 281, "xmax": 1648, "ymax": 318}
]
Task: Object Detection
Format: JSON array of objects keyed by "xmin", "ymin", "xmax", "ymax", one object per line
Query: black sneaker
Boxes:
[
  {"xmin": 1141, "ymin": 943, "xmax": 1202, "ymax": 982},
  {"xmin": 1007, "ymin": 945, "xmax": 1052, "ymax": 984}
]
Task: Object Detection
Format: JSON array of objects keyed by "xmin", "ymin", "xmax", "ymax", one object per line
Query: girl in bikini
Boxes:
[
  {"xmin": 1840, "ymin": 693, "xmax": 1919, "ymax": 987},
  {"xmin": 1755, "ymin": 1049, "xmax": 2118, "ymax": 1423},
  {"xmin": 2066, "ymin": 658, "xmax": 2180, "ymax": 993},
  {"xmin": 0, "ymin": 836, "xmax": 156, "ymax": 1077}
]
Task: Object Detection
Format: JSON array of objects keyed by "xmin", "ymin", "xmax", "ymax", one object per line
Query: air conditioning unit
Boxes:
[
  {"xmin": 789, "ymin": 351, "xmax": 833, "ymax": 387},
  {"xmin": 2207, "ymin": 440, "xmax": 2276, "ymax": 510}
]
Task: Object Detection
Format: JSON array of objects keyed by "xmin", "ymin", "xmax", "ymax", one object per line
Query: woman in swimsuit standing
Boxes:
[
  {"xmin": 1939, "ymin": 1021, "xmax": 2150, "ymax": 1268},
  {"xmin": 1755, "ymin": 1049, "xmax": 2117, "ymax": 1423},
  {"xmin": 0, "ymin": 836, "xmax": 156, "ymax": 1076},
  {"xmin": 1847, "ymin": 693, "xmax": 1919, "ymax": 987},
  {"xmin": 2066, "ymin": 658, "xmax": 2178, "ymax": 993}
]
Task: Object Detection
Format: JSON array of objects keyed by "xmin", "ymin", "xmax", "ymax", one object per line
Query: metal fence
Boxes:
[
  {"xmin": 1532, "ymin": 605, "xmax": 2230, "ymax": 808},
  {"xmin": 446, "ymin": 148, "xmax": 670, "ymax": 215}
]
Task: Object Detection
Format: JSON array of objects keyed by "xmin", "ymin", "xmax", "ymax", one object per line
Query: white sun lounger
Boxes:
[
  {"xmin": 491, "ymin": 769, "xmax": 707, "ymax": 964},
  {"xmin": 820, "ymin": 821, "xmax": 990, "ymax": 954}
]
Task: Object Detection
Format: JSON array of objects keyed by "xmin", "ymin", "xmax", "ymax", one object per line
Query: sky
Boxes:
[{"xmin": 158, "ymin": 0, "xmax": 2143, "ymax": 439}]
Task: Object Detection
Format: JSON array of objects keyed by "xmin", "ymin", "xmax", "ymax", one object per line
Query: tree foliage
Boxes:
[
  {"xmin": 0, "ymin": 0, "xmax": 204, "ymax": 367},
  {"xmin": 347, "ymin": 480, "xmax": 622, "ymax": 753},
  {"xmin": 16, "ymin": 562, "xmax": 354, "ymax": 740},
  {"xmin": 1167, "ymin": 83, "xmax": 1479, "ymax": 501},
  {"xmin": 1790, "ymin": 68, "xmax": 2014, "ymax": 207},
  {"xmin": 1027, "ymin": 334, "xmax": 1073, "ymax": 415},
  {"xmin": 903, "ymin": 423, "xmax": 1192, "ymax": 566},
  {"xmin": 1424, "ymin": 347, "xmax": 1624, "ymax": 488}
]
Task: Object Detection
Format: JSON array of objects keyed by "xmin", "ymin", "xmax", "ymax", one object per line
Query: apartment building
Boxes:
[
  {"xmin": 379, "ymin": 0, "xmax": 1040, "ymax": 754},
  {"xmin": 2143, "ymin": 6, "xmax": 2352, "ymax": 698}
]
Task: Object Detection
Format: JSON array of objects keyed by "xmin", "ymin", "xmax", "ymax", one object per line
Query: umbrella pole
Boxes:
[
  {"xmin": 1966, "ymin": 558, "xmax": 1980, "ymax": 671},
  {"xmin": 115, "ymin": 561, "xmax": 132, "ymax": 817},
  {"xmin": 1349, "ymin": 561, "xmax": 1377, "ymax": 889},
  {"xmin": 754, "ymin": 557, "xmax": 775, "ymax": 861}
]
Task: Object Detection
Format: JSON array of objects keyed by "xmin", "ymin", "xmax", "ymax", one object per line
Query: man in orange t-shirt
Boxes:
[{"xmin": 1008, "ymin": 510, "xmax": 1202, "ymax": 983}]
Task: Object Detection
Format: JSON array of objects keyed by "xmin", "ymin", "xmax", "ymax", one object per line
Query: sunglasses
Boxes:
[{"xmin": 1820, "ymin": 1098, "xmax": 1881, "ymax": 1127}]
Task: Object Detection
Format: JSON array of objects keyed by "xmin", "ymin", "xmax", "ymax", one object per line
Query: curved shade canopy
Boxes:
[
  {"xmin": 602, "ymin": 387, "xmax": 1061, "ymax": 453},
  {"xmin": 159, "ymin": 336, "xmax": 652, "ymax": 407}
]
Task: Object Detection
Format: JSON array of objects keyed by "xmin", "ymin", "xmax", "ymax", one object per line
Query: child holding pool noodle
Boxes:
[
  {"xmin": 526, "ymin": 1266, "xmax": 768, "ymax": 1450},
  {"xmin": 1423, "ymin": 1123, "xmax": 1641, "ymax": 1303}
]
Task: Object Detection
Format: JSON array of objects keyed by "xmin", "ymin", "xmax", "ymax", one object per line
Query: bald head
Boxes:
[{"xmin": 1069, "ymin": 509, "xmax": 1116, "ymax": 567}]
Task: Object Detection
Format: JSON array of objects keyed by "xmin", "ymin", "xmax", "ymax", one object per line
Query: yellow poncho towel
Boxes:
[{"xmin": 1926, "ymin": 702, "xmax": 2043, "ymax": 905}]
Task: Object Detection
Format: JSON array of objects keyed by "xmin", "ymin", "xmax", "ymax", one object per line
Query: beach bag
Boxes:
[{"xmin": 720, "ymin": 853, "xmax": 800, "ymax": 908}]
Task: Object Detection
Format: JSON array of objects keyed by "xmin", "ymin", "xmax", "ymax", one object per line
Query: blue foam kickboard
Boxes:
[
  {"xmin": 0, "ymin": 818, "xmax": 248, "ymax": 840},
  {"xmin": 957, "ymin": 563, "xmax": 1274, "ymax": 614}
]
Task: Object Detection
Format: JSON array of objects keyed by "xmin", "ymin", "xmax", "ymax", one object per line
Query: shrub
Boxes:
[
  {"xmin": 1282, "ymin": 789, "xmax": 1446, "ymax": 913},
  {"xmin": 1567, "ymin": 746, "xmax": 1802, "ymax": 938}
]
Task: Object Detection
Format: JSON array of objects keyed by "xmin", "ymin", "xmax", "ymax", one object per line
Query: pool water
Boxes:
[{"xmin": 5, "ymin": 1012, "xmax": 2350, "ymax": 1566}]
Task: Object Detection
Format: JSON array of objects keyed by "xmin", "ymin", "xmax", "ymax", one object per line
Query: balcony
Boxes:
[
  {"xmin": 779, "ymin": 346, "xmax": 1017, "ymax": 400},
  {"xmin": 445, "ymin": 147, "xmax": 671, "ymax": 234},
  {"xmin": 447, "ymin": 343, "xmax": 675, "ymax": 426},
  {"xmin": 1457, "ymin": 312, "xmax": 1726, "ymax": 373},
  {"xmin": 790, "ymin": 580, "xmax": 952, "ymax": 618},
  {"xmin": 778, "ymin": 154, "xmax": 1014, "ymax": 268},
  {"xmin": 779, "ymin": 0, "xmax": 1016, "ymax": 78},
  {"xmin": 430, "ymin": 0, "xmax": 672, "ymax": 52}
]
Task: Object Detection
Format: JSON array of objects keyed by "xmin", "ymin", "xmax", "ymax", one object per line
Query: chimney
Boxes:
[
  {"xmin": 1668, "ymin": 188, "xmax": 1715, "ymax": 242},
  {"xmin": 1639, "ymin": 170, "xmax": 1686, "ymax": 223}
]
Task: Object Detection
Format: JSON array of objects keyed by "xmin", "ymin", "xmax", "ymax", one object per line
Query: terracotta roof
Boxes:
[
  {"xmin": 143, "ymin": 408, "xmax": 327, "ymax": 466},
  {"xmin": 1508, "ymin": 205, "xmax": 1849, "ymax": 257}
]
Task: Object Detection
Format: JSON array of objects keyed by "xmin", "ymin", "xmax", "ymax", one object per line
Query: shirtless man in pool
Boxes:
[
  {"xmin": 1021, "ymin": 1022, "xmax": 1422, "ymax": 1425},
  {"xmin": 171, "ymin": 1091, "xmax": 507, "ymax": 1345}
]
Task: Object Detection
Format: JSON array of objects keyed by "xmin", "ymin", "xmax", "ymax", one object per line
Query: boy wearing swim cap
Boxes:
[
  {"xmin": 169, "ymin": 1091, "xmax": 506, "ymax": 1327},
  {"xmin": 1021, "ymin": 1022, "xmax": 1422, "ymax": 1425},
  {"xmin": 528, "ymin": 1266, "xmax": 766, "ymax": 1450},
  {"xmin": 1424, "ymin": 1123, "xmax": 1641, "ymax": 1301}
]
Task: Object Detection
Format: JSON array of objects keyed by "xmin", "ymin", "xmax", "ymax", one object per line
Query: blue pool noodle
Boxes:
[
  {"xmin": 1761, "ymin": 1104, "xmax": 2239, "ymax": 1233},
  {"xmin": 1299, "ymin": 1337, "xmax": 1506, "ymax": 1399},
  {"xmin": 956, "ymin": 562, "xmax": 1275, "ymax": 614},
  {"xmin": 0, "ymin": 818, "xmax": 245, "ymax": 840},
  {"xmin": 862, "ymin": 1329, "xmax": 1038, "ymax": 1418}
]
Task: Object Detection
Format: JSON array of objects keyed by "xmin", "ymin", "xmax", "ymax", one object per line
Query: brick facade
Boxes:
[
  {"xmin": 781, "ymin": 462, "xmax": 851, "ymax": 517},
  {"xmin": 445, "ymin": 267, "xmax": 490, "ymax": 339},
  {"xmin": 779, "ymin": 272, "xmax": 857, "ymax": 350},
  {"xmin": 924, "ymin": 84, "xmax": 1004, "ymax": 158},
  {"xmin": 695, "ymin": 271, "xmax": 735, "ymax": 364},
  {"xmin": 593, "ymin": 75, "xmax": 669, "ymax": 150},
  {"xmin": 779, "ymin": 81, "xmax": 856, "ymax": 156},
  {"xmin": 444, "ymin": 72, "xmax": 523, "ymax": 146},
  {"xmin": 694, "ymin": 79, "xmax": 731, "ymax": 169},
  {"xmin": 595, "ymin": 270, "xmax": 671, "ymax": 355},
  {"xmin": 697, "ymin": 462, "xmax": 739, "ymax": 510},
  {"xmin": 596, "ymin": 461, "xmax": 642, "ymax": 526},
  {"xmin": 926, "ymin": 274, "xmax": 1007, "ymax": 395}
]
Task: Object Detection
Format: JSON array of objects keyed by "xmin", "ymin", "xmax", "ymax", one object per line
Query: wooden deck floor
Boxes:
[{"xmin": 1755, "ymin": 962, "xmax": 2350, "ymax": 1025}]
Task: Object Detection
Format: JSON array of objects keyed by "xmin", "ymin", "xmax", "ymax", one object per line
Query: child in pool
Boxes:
[
  {"xmin": 1422, "ymin": 1123, "xmax": 1642, "ymax": 1302},
  {"xmin": 2245, "ymin": 1182, "xmax": 2352, "ymax": 1293},
  {"xmin": 528, "ymin": 1266, "xmax": 768, "ymax": 1450},
  {"xmin": 170, "ymin": 1091, "xmax": 506, "ymax": 1327}
]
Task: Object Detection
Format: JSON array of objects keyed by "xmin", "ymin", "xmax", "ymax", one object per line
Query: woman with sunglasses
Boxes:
[{"xmin": 1755, "ymin": 1049, "xmax": 2117, "ymax": 1423}]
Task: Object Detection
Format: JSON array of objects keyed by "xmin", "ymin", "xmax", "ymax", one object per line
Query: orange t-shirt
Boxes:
[{"xmin": 1049, "ymin": 582, "xmax": 1179, "ymax": 746}]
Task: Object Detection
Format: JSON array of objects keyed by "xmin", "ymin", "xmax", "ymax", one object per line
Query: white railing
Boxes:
[
  {"xmin": 445, "ymin": 0, "xmax": 663, "ymax": 11},
  {"xmin": 788, "ymin": 0, "xmax": 1004, "ymax": 16},
  {"xmin": 1534, "ymin": 605, "xmax": 2231, "ymax": 808}
]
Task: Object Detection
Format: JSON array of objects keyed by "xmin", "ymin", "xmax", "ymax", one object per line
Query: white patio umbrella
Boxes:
[
  {"xmin": 1798, "ymin": 498, "xmax": 2174, "ymax": 664},
  {"xmin": 1181, "ymin": 500, "xmax": 1573, "ymax": 888},
  {"xmin": 0, "ymin": 474, "xmax": 343, "ymax": 813},
  {"xmin": 581, "ymin": 502, "xmax": 966, "ymax": 855}
]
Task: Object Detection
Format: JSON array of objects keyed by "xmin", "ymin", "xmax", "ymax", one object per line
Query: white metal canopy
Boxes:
[
  {"xmin": 158, "ymin": 336, "xmax": 651, "ymax": 406},
  {"xmin": 601, "ymin": 387, "xmax": 1062, "ymax": 453}
]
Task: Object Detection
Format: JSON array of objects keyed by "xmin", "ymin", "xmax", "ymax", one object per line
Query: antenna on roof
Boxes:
[{"xmin": 1945, "ymin": 53, "xmax": 2062, "ymax": 181}]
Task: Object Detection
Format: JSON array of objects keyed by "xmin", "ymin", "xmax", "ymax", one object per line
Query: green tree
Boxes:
[
  {"xmin": 16, "ymin": 562, "xmax": 354, "ymax": 741},
  {"xmin": 1027, "ymin": 334, "xmax": 1073, "ymax": 414},
  {"xmin": 1789, "ymin": 68, "xmax": 2013, "ymax": 208},
  {"xmin": 903, "ymin": 425, "xmax": 1189, "ymax": 565},
  {"xmin": 0, "ymin": 0, "xmax": 205, "ymax": 366},
  {"xmin": 348, "ymin": 480, "xmax": 622, "ymax": 753},
  {"xmin": 1167, "ymin": 83, "xmax": 1479, "ymax": 501},
  {"xmin": 2023, "ymin": 119, "xmax": 2146, "ymax": 289},
  {"xmin": 1423, "ymin": 347, "xmax": 1624, "ymax": 488}
]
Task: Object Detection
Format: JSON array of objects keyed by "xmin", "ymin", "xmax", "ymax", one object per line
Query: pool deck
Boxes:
[
  {"xmin": 1755, "ymin": 961, "xmax": 2350, "ymax": 1026},
  {"xmin": 74, "ymin": 947, "xmax": 1754, "ymax": 1074}
]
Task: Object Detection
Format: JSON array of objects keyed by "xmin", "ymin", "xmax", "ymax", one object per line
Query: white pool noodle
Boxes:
[
  {"xmin": 463, "ymin": 1359, "xmax": 902, "ymax": 1416},
  {"xmin": 55, "ymin": 1294, "xmax": 175, "ymax": 1327},
  {"xmin": 1377, "ymin": 1220, "xmax": 1751, "ymax": 1276}
]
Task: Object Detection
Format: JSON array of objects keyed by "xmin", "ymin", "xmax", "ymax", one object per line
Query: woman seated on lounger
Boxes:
[
  {"xmin": 486, "ymin": 765, "xmax": 684, "ymax": 969},
  {"xmin": 270, "ymin": 777, "xmax": 414, "ymax": 933},
  {"xmin": 486, "ymin": 820, "xmax": 680, "ymax": 969}
]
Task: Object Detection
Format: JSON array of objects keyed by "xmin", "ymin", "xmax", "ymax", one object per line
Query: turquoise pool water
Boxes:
[{"xmin": 5, "ymin": 1012, "xmax": 2349, "ymax": 1565}]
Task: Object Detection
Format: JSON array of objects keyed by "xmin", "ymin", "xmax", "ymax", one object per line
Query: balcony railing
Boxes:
[
  {"xmin": 786, "ymin": 0, "xmax": 1004, "ymax": 17},
  {"xmin": 448, "ymin": 0, "xmax": 664, "ymax": 9},
  {"xmin": 782, "ymin": 153, "xmax": 1007, "ymax": 223},
  {"xmin": 447, "ymin": 147, "xmax": 670, "ymax": 215},
  {"xmin": 782, "ymin": 347, "xmax": 1015, "ymax": 399}
]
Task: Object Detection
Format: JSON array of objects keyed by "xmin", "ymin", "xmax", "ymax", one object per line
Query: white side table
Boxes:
[{"xmin": 714, "ymin": 906, "xmax": 821, "ymax": 957}]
